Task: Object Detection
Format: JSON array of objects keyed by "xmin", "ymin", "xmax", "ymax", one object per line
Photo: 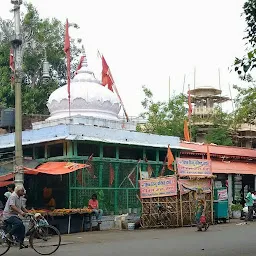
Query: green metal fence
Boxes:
[{"xmin": 69, "ymin": 160, "xmax": 164, "ymax": 214}]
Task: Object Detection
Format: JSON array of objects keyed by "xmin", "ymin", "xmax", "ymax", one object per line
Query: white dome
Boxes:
[{"xmin": 47, "ymin": 56, "xmax": 121, "ymax": 120}]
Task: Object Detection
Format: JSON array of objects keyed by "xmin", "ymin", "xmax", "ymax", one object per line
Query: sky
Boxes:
[{"xmin": 0, "ymin": 0, "xmax": 249, "ymax": 117}]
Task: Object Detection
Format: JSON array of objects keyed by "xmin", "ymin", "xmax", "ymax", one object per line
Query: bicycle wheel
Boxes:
[
  {"xmin": 0, "ymin": 229, "xmax": 10, "ymax": 256},
  {"xmin": 30, "ymin": 225, "xmax": 61, "ymax": 255}
]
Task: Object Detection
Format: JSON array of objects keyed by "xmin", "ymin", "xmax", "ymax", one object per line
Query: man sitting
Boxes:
[{"xmin": 3, "ymin": 185, "xmax": 28, "ymax": 249}]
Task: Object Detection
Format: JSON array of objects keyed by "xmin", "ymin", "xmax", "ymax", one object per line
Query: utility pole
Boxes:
[{"xmin": 11, "ymin": 0, "xmax": 24, "ymax": 186}]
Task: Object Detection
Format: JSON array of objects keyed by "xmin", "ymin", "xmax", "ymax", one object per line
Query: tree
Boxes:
[
  {"xmin": 234, "ymin": 0, "xmax": 256, "ymax": 78},
  {"xmin": 138, "ymin": 86, "xmax": 234, "ymax": 145},
  {"xmin": 204, "ymin": 107, "xmax": 234, "ymax": 146},
  {"xmin": 0, "ymin": 3, "xmax": 82, "ymax": 114},
  {"xmin": 233, "ymin": 0, "xmax": 256, "ymax": 125},
  {"xmin": 234, "ymin": 84, "xmax": 256, "ymax": 125},
  {"xmin": 137, "ymin": 86, "xmax": 190, "ymax": 139}
]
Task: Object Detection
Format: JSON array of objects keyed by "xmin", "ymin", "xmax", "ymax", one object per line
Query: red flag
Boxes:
[
  {"xmin": 76, "ymin": 169, "xmax": 85, "ymax": 186},
  {"xmin": 75, "ymin": 56, "xmax": 85, "ymax": 74},
  {"xmin": 207, "ymin": 144, "xmax": 210, "ymax": 160},
  {"xmin": 9, "ymin": 48, "xmax": 14, "ymax": 72},
  {"xmin": 167, "ymin": 145, "xmax": 174, "ymax": 171},
  {"xmin": 160, "ymin": 156, "xmax": 167, "ymax": 176},
  {"xmin": 86, "ymin": 154, "xmax": 96, "ymax": 179},
  {"xmin": 184, "ymin": 119, "xmax": 190, "ymax": 142},
  {"xmin": 144, "ymin": 157, "xmax": 153, "ymax": 178},
  {"xmin": 101, "ymin": 55, "xmax": 114, "ymax": 92},
  {"xmin": 188, "ymin": 86, "xmax": 192, "ymax": 118},
  {"xmin": 10, "ymin": 48, "xmax": 15, "ymax": 86},
  {"xmin": 109, "ymin": 164, "xmax": 115, "ymax": 187},
  {"xmin": 64, "ymin": 19, "xmax": 71, "ymax": 112}
]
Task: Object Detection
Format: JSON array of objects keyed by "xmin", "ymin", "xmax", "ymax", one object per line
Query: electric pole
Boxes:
[{"xmin": 11, "ymin": 0, "xmax": 24, "ymax": 185}]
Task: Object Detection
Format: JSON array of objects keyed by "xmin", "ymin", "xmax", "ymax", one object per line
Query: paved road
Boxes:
[{"xmin": 4, "ymin": 221, "xmax": 256, "ymax": 255}]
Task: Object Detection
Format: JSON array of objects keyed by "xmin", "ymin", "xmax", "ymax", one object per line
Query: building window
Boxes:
[
  {"xmin": 145, "ymin": 149, "xmax": 156, "ymax": 161},
  {"xmin": 77, "ymin": 142, "xmax": 99, "ymax": 157},
  {"xmin": 159, "ymin": 150, "xmax": 167, "ymax": 162},
  {"xmin": 35, "ymin": 145, "xmax": 45, "ymax": 159},
  {"xmin": 103, "ymin": 145, "xmax": 116, "ymax": 158},
  {"xmin": 48, "ymin": 143, "xmax": 64, "ymax": 157},
  {"xmin": 119, "ymin": 146, "xmax": 143, "ymax": 160},
  {"xmin": 23, "ymin": 147, "xmax": 33, "ymax": 158}
]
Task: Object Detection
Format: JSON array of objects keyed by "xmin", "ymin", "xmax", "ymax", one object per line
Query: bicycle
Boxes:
[
  {"xmin": 155, "ymin": 204, "xmax": 172, "ymax": 228},
  {"xmin": 0, "ymin": 213, "xmax": 61, "ymax": 255}
]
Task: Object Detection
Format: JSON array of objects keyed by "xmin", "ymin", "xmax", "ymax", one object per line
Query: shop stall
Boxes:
[{"xmin": 139, "ymin": 158, "xmax": 214, "ymax": 228}]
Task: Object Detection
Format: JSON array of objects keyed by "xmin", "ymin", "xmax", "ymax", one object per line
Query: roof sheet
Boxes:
[
  {"xmin": 212, "ymin": 161, "xmax": 256, "ymax": 175},
  {"xmin": 180, "ymin": 142, "xmax": 256, "ymax": 158}
]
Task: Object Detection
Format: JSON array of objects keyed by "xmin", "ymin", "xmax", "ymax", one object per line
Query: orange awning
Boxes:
[
  {"xmin": 24, "ymin": 162, "xmax": 88, "ymax": 175},
  {"xmin": 0, "ymin": 173, "xmax": 14, "ymax": 182},
  {"xmin": 0, "ymin": 181, "xmax": 14, "ymax": 187},
  {"xmin": 212, "ymin": 161, "xmax": 256, "ymax": 175}
]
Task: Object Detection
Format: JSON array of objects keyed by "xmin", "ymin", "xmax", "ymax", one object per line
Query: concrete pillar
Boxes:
[{"xmin": 228, "ymin": 174, "xmax": 233, "ymax": 205}]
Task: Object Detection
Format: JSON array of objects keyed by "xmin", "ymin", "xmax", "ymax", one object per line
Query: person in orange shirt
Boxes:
[{"xmin": 88, "ymin": 194, "xmax": 103, "ymax": 223}]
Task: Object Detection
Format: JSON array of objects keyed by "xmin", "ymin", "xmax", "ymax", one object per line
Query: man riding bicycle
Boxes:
[{"xmin": 2, "ymin": 185, "xmax": 28, "ymax": 249}]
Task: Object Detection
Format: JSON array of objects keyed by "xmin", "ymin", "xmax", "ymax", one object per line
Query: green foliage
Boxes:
[
  {"xmin": 205, "ymin": 127, "xmax": 233, "ymax": 146},
  {"xmin": 138, "ymin": 86, "xmax": 234, "ymax": 145},
  {"xmin": 234, "ymin": 0, "xmax": 256, "ymax": 78},
  {"xmin": 138, "ymin": 85, "xmax": 187, "ymax": 138},
  {"xmin": 234, "ymin": 84, "xmax": 256, "ymax": 125},
  {"xmin": 231, "ymin": 204, "xmax": 243, "ymax": 211},
  {"xmin": 0, "ymin": 3, "xmax": 82, "ymax": 114}
]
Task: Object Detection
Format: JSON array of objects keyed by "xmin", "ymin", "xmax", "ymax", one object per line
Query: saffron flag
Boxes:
[
  {"xmin": 167, "ymin": 145, "xmax": 174, "ymax": 171},
  {"xmin": 9, "ymin": 48, "xmax": 14, "ymax": 72},
  {"xmin": 184, "ymin": 119, "xmax": 190, "ymax": 142},
  {"xmin": 159, "ymin": 156, "xmax": 167, "ymax": 176},
  {"xmin": 188, "ymin": 86, "xmax": 192, "ymax": 118},
  {"xmin": 144, "ymin": 157, "xmax": 153, "ymax": 178},
  {"xmin": 9, "ymin": 48, "xmax": 15, "ymax": 85},
  {"xmin": 86, "ymin": 154, "xmax": 96, "ymax": 179},
  {"xmin": 207, "ymin": 144, "xmax": 211, "ymax": 160},
  {"xmin": 109, "ymin": 164, "xmax": 115, "ymax": 187},
  {"xmin": 75, "ymin": 56, "xmax": 85, "ymax": 74},
  {"xmin": 64, "ymin": 19, "xmax": 71, "ymax": 111},
  {"xmin": 101, "ymin": 55, "xmax": 114, "ymax": 92}
]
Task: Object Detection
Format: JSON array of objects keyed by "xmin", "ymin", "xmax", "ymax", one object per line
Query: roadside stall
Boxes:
[
  {"xmin": 0, "ymin": 162, "xmax": 97, "ymax": 234},
  {"xmin": 176, "ymin": 158, "xmax": 214, "ymax": 226},
  {"xmin": 139, "ymin": 158, "xmax": 214, "ymax": 228}
]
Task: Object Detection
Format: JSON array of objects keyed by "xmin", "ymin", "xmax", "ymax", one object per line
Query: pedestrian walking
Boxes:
[{"xmin": 245, "ymin": 189, "xmax": 254, "ymax": 222}]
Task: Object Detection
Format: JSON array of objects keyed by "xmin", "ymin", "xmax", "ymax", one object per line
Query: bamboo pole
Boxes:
[
  {"xmin": 179, "ymin": 191, "xmax": 183, "ymax": 227},
  {"xmin": 211, "ymin": 180, "xmax": 214, "ymax": 224}
]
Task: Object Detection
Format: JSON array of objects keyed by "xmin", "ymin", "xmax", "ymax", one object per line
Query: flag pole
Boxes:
[{"xmin": 188, "ymin": 84, "xmax": 192, "ymax": 141}]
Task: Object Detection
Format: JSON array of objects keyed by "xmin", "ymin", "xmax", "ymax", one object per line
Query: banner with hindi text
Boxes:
[
  {"xmin": 176, "ymin": 158, "xmax": 212, "ymax": 177},
  {"xmin": 139, "ymin": 176, "xmax": 177, "ymax": 198}
]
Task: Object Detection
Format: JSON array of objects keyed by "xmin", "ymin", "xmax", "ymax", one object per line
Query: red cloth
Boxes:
[
  {"xmin": 167, "ymin": 145, "xmax": 174, "ymax": 171},
  {"xmin": 109, "ymin": 164, "xmax": 114, "ymax": 187},
  {"xmin": 101, "ymin": 55, "xmax": 113, "ymax": 92},
  {"xmin": 184, "ymin": 120, "xmax": 190, "ymax": 142},
  {"xmin": 24, "ymin": 162, "xmax": 88, "ymax": 175},
  {"xmin": 88, "ymin": 199, "xmax": 98, "ymax": 209}
]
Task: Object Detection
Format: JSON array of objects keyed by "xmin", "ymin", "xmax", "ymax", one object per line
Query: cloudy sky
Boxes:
[{"xmin": 0, "ymin": 0, "xmax": 248, "ymax": 116}]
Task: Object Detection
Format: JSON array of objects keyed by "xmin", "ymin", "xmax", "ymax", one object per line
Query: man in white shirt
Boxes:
[{"xmin": 3, "ymin": 185, "xmax": 28, "ymax": 249}]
